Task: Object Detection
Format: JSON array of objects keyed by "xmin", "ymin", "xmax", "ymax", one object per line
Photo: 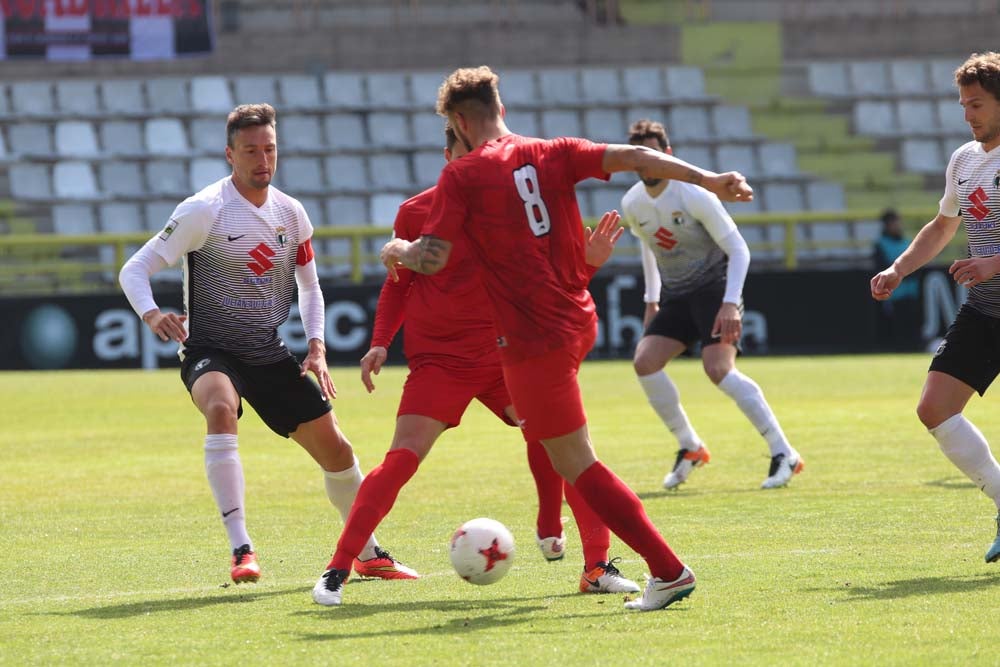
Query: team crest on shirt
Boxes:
[
  {"xmin": 993, "ymin": 170, "xmax": 1000, "ymax": 189},
  {"xmin": 275, "ymin": 226, "xmax": 287, "ymax": 248},
  {"xmin": 159, "ymin": 218, "xmax": 179, "ymax": 241},
  {"xmin": 670, "ymin": 211, "xmax": 685, "ymax": 225}
]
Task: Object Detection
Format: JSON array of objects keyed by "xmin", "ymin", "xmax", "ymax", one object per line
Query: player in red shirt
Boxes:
[
  {"xmin": 312, "ymin": 125, "xmax": 634, "ymax": 606},
  {"xmin": 382, "ymin": 67, "xmax": 753, "ymax": 612}
]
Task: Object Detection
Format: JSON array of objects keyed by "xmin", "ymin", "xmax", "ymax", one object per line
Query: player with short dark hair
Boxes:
[
  {"xmin": 379, "ymin": 66, "xmax": 754, "ymax": 611},
  {"xmin": 119, "ymin": 103, "xmax": 415, "ymax": 584},
  {"xmin": 872, "ymin": 51, "xmax": 1000, "ymax": 563},
  {"xmin": 621, "ymin": 119, "xmax": 802, "ymax": 490}
]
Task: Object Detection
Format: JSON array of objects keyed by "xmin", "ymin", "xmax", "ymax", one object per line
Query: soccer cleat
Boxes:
[
  {"xmin": 624, "ymin": 566, "xmax": 696, "ymax": 611},
  {"xmin": 536, "ymin": 532, "xmax": 566, "ymax": 561},
  {"xmin": 230, "ymin": 544, "xmax": 261, "ymax": 584},
  {"xmin": 312, "ymin": 568, "xmax": 349, "ymax": 606},
  {"xmin": 353, "ymin": 546, "xmax": 420, "ymax": 579},
  {"xmin": 663, "ymin": 444, "xmax": 711, "ymax": 489},
  {"xmin": 986, "ymin": 512, "xmax": 1000, "ymax": 563},
  {"xmin": 760, "ymin": 451, "xmax": 805, "ymax": 489},
  {"xmin": 579, "ymin": 558, "xmax": 641, "ymax": 594}
]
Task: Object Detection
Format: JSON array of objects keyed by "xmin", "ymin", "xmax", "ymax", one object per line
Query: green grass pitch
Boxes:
[{"xmin": 2, "ymin": 355, "xmax": 998, "ymax": 665}]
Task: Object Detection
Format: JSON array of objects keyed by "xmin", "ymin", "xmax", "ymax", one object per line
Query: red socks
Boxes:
[
  {"xmin": 526, "ymin": 439, "xmax": 564, "ymax": 539},
  {"xmin": 329, "ymin": 448, "xmax": 419, "ymax": 571},
  {"xmin": 563, "ymin": 480, "xmax": 610, "ymax": 570}
]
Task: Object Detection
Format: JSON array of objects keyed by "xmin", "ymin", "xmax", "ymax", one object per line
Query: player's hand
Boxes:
[
  {"xmin": 301, "ymin": 340, "xmax": 336, "ymax": 400},
  {"xmin": 142, "ymin": 308, "xmax": 187, "ymax": 342},
  {"xmin": 705, "ymin": 172, "xmax": 753, "ymax": 203},
  {"xmin": 949, "ymin": 256, "xmax": 1000, "ymax": 288},
  {"xmin": 360, "ymin": 346, "xmax": 388, "ymax": 393},
  {"xmin": 711, "ymin": 302, "xmax": 742, "ymax": 344},
  {"xmin": 643, "ymin": 302, "xmax": 659, "ymax": 329},
  {"xmin": 380, "ymin": 238, "xmax": 410, "ymax": 282},
  {"xmin": 870, "ymin": 266, "xmax": 902, "ymax": 301},
  {"xmin": 585, "ymin": 210, "xmax": 625, "ymax": 267}
]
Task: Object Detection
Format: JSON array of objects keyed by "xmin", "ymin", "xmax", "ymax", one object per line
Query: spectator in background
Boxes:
[{"xmin": 873, "ymin": 209, "xmax": 921, "ymax": 350}]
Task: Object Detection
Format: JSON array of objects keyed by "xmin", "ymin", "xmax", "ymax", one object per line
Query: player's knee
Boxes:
[
  {"xmin": 633, "ymin": 351, "xmax": 662, "ymax": 377},
  {"xmin": 916, "ymin": 400, "xmax": 948, "ymax": 430},
  {"xmin": 202, "ymin": 399, "xmax": 238, "ymax": 431},
  {"xmin": 703, "ymin": 363, "xmax": 730, "ymax": 385}
]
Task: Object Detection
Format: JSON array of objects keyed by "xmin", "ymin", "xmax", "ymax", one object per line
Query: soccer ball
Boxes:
[{"xmin": 449, "ymin": 517, "xmax": 515, "ymax": 585}]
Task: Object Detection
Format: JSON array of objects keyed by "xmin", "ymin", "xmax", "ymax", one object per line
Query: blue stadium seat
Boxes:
[
  {"xmin": 496, "ymin": 70, "xmax": 538, "ymax": 108},
  {"xmin": 807, "ymin": 62, "xmax": 850, "ymax": 98},
  {"xmin": 366, "ymin": 72, "xmax": 411, "ymax": 110},
  {"xmin": 411, "ymin": 111, "xmax": 446, "ymax": 147},
  {"xmin": 583, "ymin": 108, "xmax": 624, "ymax": 143},
  {"xmin": 100, "ymin": 161, "xmax": 146, "ymax": 198},
  {"xmin": 538, "ymin": 68, "xmax": 582, "ymax": 106},
  {"xmin": 928, "ymin": 59, "xmax": 958, "ymax": 95},
  {"xmin": 504, "ymin": 109, "xmax": 540, "ymax": 137},
  {"xmin": 715, "ymin": 144, "xmax": 758, "ymax": 179},
  {"xmin": 324, "ymin": 113, "xmax": 367, "ymax": 150},
  {"xmin": 889, "ymin": 61, "xmax": 929, "ymax": 96},
  {"xmin": 9, "ymin": 123, "xmax": 53, "ymax": 157},
  {"xmin": 145, "ymin": 160, "xmax": 188, "ymax": 197},
  {"xmin": 805, "ymin": 181, "xmax": 846, "ymax": 211},
  {"xmin": 412, "ymin": 150, "xmax": 444, "ymax": 188},
  {"xmin": 324, "ymin": 155, "xmax": 368, "ymax": 191},
  {"xmin": 100, "ymin": 121, "xmax": 145, "ymax": 157},
  {"xmin": 901, "ymin": 139, "xmax": 943, "ymax": 174},
  {"xmin": 52, "ymin": 203, "xmax": 97, "ymax": 235},
  {"xmin": 370, "ymin": 192, "xmax": 408, "ymax": 225},
  {"xmin": 367, "ymin": 112, "xmax": 411, "ymax": 147},
  {"xmin": 146, "ymin": 78, "xmax": 190, "ymax": 114},
  {"xmin": 233, "ymin": 75, "xmax": 278, "ymax": 106},
  {"xmin": 711, "ymin": 105, "xmax": 754, "ymax": 141},
  {"xmin": 853, "ymin": 101, "xmax": 895, "ymax": 136},
  {"xmin": 10, "ymin": 164, "xmax": 52, "ymax": 200},
  {"xmin": 848, "ymin": 61, "xmax": 889, "ymax": 97},
  {"xmin": 622, "ymin": 66, "xmax": 667, "ymax": 104},
  {"xmin": 189, "ymin": 117, "xmax": 226, "ymax": 153},
  {"xmin": 280, "ymin": 114, "xmax": 324, "ymax": 151},
  {"xmin": 896, "ymin": 100, "xmax": 937, "ymax": 135},
  {"xmin": 323, "ymin": 72, "xmax": 366, "ymax": 110},
  {"xmin": 100, "ymin": 80, "xmax": 146, "ymax": 116},
  {"xmin": 368, "ymin": 153, "xmax": 412, "ymax": 189},
  {"xmin": 99, "ymin": 202, "xmax": 143, "ymax": 233},
  {"xmin": 758, "ymin": 142, "xmax": 800, "ymax": 178},
  {"xmin": 935, "ymin": 98, "xmax": 967, "ymax": 135},
  {"xmin": 56, "ymin": 80, "xmax": 100, "ymax": 116},
  {"xmin": 409, "ymin": 71, "xmax": 448, "ymax": 112},
  {"xmin": 144, "ymin": 201, "xmax": 178, "ymax": 232},
  {"xmin": 580, "ymin": 67, "xmax": 622, "ymax": 104},
  {"xmin": 540, "ymin": 110, "xmax": 582, "ymax": 138},
  {"xmin": 326, "ymin": 195, "xmax": 369, "ymax": 226},
  {"xmin": 278, "ymin": 156, "xmax": 325, "ymax": 194},
  {"xmin": 10, "ymin": 82, "xmax": 54, "ymax": 117},
  {"xmin": 279, "ymin": 75, "xmax": 323, "ymax": 110},
  {"xmin": 297, "ymin": 196, "xmax": 326, "ymax": 227},
  {"xmin": 189, "ymin": 158, "xmax": 230, "ymax": 191},
  {"xmin": 665, "ymin": 66, "xmax": 708, "ymax": 100},
  {"xmin": 763, "ymin": 183, "xmax": 804, "ymax": 212},
  {"xmin": 667, "ymin": 106, "xmax": 712, "ymax": 142}
]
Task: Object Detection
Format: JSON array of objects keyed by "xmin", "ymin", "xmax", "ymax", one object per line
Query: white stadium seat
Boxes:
[
  {"xmin": 540, "ymin": 110, "xmax": 582, "ymax": 138},
  {"xmin": 297, "ymin": 196, "xmax": 326, "ymax": 227},
  {"xmin": 935, "ymin": 98, "xmax": 968, "ymax": 134},
  {"xmin": 366, "ymin": 72, "xmax": 411, "ymax": 109},
  {"xmin": 853, "ymin": 101, "xmax": 895, "ymax": 136},
  {"xmin": 53, "ymin": 161, "xmax": 100, "ymax": 199},
  {"xmin": 54, "ymin": 121, "xmax": 100, "ymax": 157},
  {"xmin": 368, "ymin": 153, "xmax": 412, "ymax": 188},
  {"xmin": 504, "ymin": 109, "xmax": 540, "ymax": 137},
  {"xmin": 715, "ymin": 144, "xmax": 758, "ymax": 179},
  {"xmin": 52, "ymin": 203, "xmax": 97, "ymax": 235},
  {"xmin": 10, "ymin": 82, "xmax": 54, "ymax": 116},
  {"xmin": 763, "ymin": 183, "xmax": 804, "ymax": 212},
  {"xmin": 667, "ymin": 106, "xmax": 712, "ymax": 142},
  {"xmin": 758, "ymin": 142, "xmax": 800, "ymax": 178},
  {"xmin": 324, "ymin": 113, "xmax": 367, "ymax": 150},
  {"xmin": 848, "ymin": 61, "xmax": 889, "ymax": 97},
  {"xmin": 583, "ymin": 108, "xmax": 624, "ymax": 143},
  {"xmin": 100, "ymin": 120, "xmax": 145, "ymax": 157},
  {"xmin": 146, "ymin": 78, "xmax": 190, "ymax": 113},
  {"xmin": 409, "ymin": 71, "xmax": 449, "ymax": 111},
  {"xmin": 412, "ymin": 150, "xmax": 444, "ymax": 188},
  {"xmin": 189, "ymin": 117, "xmax": 226, "ymax": 153},
  {"xmin": 145, "ymin": 118, "xmax": 189, "ymax": 156},
  {"xmin": 665, "ymin": 66, "xmax": 707, "ymax": 100},
  {"xmin": 280, "ymin": 114, "xmax": 324, "ymax": 151},
  {"xmin": 323, "ymin": 72, "xmax": 366, "ymax": 109},
  {"xmin": 55, "ymin": 80, "xmax": 100, "ymax": 116},
  {"xmin": 326, "ymin": 196, "xmax": 369, "ymax": 226},
  {"xmin": 144, "ymin": 201, "xmax": 178, "ymax": 232},
  {"xmin": 677, "ymin": 146, "xmax": 715, "ymax": 174},
  {"xmin": 805, "ymin": 181, "xmax": 846, "ymax": 211},
  {"xmin": 807, "ymin": 62, "xmax": 850, "ymax": 98},
  {"xmin": 889, "ymin": 61, "xmax": 929, "ymax": 96},
  {"xmin": 190, "ymin": 76, "xmax": 234, "ymax": 114},
  {"xmin": 324, "ymin": 155, "xmax": 368, "ymax": 191},
  {"xmin": 538, "ymin": 69, "xmax": 582, "ymax": 105},
  {"xmin": 279, "ymin": 157, "xmax": 325, "ymax": 194},
  {"xmin": 928, "ymin": 59, "xmax": 959, "ymax": 95},
  {"xmin": 189, "ymin": 158, "xmax": 230, "ymax": 191},
  {"xmin": 623, "ymin": 66, "xmax": 667, "ymax": 103},
  {"xmin": 145, "ymin": 160, "xmax": 188, "ymax": 197},
  {"xmin": 10, "ymin": 164, "xmax": 52, "ymax": 200},
  {"xmin": 901, "ymin": 139, "xmax": 943, "ymax": 174},
  {"xmin": 370, "ymin": 193, "xmax": 408, "ymax": 226},
  {"xmin": 496, "ymin": 70, "xmax": 538, "ymax": 108},
  {"xmin": 580, "ymin": 67, "xmax": 622, "ymax": 104},
  {"xmin": 99, "ymin": 202, "xmax": 143, "ymax": 233},
  {"xmin": 711, "ymin": 106, "xmax": 754, "ymax": 141},
  {"xmin": 367, "ymin": 112, "xmax": 411, "ymax": 147},
  {"xmin": 411, "ymin": 111, "xmax": 447, "ymax": 147},
  {"xmin": 279, "ymin": 75, "xmax": 323, "ymax": 110},
  {"xmin": 233, "ymin": 75, "xmax": 278, "ymax": 106},
  {"xmin": 896, "ymin": 100, "xmax": 937, "ymax": 135},
  {"xmin": 100, "ymin": 161, "xmax": 146, "ymax": 198},
  {"xmin": 100, "ymin": 80, "xmax": 146, "ymax": 115},
  {"xmin": 9, "ymin": 123, "xmax": 53, "ymax": 157}
]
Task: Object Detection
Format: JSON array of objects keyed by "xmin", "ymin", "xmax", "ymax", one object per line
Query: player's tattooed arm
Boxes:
[
  {"xmin": 380, "ymin": 235, "xmax": 453, "ymax": 280},
  {"xmin": 684, "ymin": 169, "xmax": 703, "ymax": 185}
]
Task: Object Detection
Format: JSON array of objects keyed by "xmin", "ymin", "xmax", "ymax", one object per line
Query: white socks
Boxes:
[
  {"xmin": 717, "ymin": 370, "xmax": 792, "ymax": 458},
  {"xmin": 637, "ymin": 371, "xmax": 702, "ymax": 450},
  {"xmin": 324, "ymin": 458, "xmax": 380, "ymax": 560},
  {"xmin": 931, "ymin": 414, "xmax": 1000, "ymax": 509},
  {"xmin": 204, "ymin": 433, "xmax": 252, "ymax": 551}
]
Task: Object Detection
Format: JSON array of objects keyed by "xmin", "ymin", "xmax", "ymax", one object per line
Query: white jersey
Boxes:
[
  {"xmin": 940, "ymin": 141, "xmax": 1000, "ymax": 318},
  {"xmin": 621, "ymin": 179, "xmax": 737, "ymax": 298},
  {"xmin": 150, "ymin": 176, "xmax": 315, "ymax": 364}
]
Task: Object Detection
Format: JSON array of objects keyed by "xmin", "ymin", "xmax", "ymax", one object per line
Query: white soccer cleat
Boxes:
[
  {"xmin": 624, "ymin": 566, "xmax": 696, "ymax": 611},
  {"xmin": 761, "ymin": 451, "xmax": 805, "ymax": 489},
  {"xmin": 312, "ymin": 568, "xmax": 349, "ymax": 606},
  {"xmin": 579, "ymin": 558, "xmax": 641, "ymax": 594},
  {"xmin": 536, "ymin": 532, "xmax": 566, "ymax": 561},
  {"xmin": 663, "ymin": 445, "xmax": 711, "ymax": 489}
]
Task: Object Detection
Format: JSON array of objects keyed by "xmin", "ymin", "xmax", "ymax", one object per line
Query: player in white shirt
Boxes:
[
  {"xmin": 119, "ymin": 104, "xmax": 417, "ymax": 583},
  {"xmin": 872, "ymin": 52, "xmax": 1000, "ymax": 563},
  {"xmin": 621, "ymin": 119, "xmax": 802, "ymax": 490}
]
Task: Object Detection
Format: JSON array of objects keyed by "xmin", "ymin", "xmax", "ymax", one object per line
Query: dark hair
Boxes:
[
  {"xmin": 444, "ymin": 123, "xmax": 459, "ymax": 151},
  {"xmin": 627, "ymin": 118, "xmax": 670, "ymax": 149},
  {"xmin": 226, "ymin": 103, "xmax": 276, "ymax": 148},
  {"xmin": 880, "ymin": 208, "xmax": 899, "ymax": 227},
  {"xmin": 955, "ymin": 52, "xmax": 1000, "ymax": 101},
  {"xmin": 436, "ymin": 66, "xmax": 501, "ymax": 119}
]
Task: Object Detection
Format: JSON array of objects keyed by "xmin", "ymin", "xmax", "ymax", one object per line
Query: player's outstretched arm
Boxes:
[
  {"xmin": 380, "ymin": 235, "xmax": 453, "ymax": 278},
  {"xmin": 871, "ymin": 213, "xmax": 961, "ymax": 301},
  {"xmin": 585, "ymin": 210, "xmax": 625, "ymax": 267},
  {"xmin": 601, "ymin": 144, "xmax": 753, "ymax": 202},
  {"xmin": 360, "ymin": 346, "xmax": 388, "ymax": 393}
]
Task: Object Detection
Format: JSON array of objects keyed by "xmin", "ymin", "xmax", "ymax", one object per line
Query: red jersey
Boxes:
[
  {"xmin": 423, "ymin": 134, "xmax": 609, "ymax": 362},
  {"xmin": 371, "ymin": 186, "xmax": 499, "ymax": 367}
]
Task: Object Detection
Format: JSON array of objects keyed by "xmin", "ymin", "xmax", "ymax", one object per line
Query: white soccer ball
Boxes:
[{"xmin": 449, "ymin": 517, "xmax": 515, "ymax": 585}]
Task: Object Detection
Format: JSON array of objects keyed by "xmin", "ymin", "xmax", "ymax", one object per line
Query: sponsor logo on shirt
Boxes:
[
  {"xmin": 243, "ymin": 276, "xmax": 273, "ymax": 285},
  {"xmin": 159, "ymin": 218, "xmax": 179, "ymax": 241},
  {"xmin": 654, "ymin": 227, "xmax": 678, "ymax": 250},
  {"xmin": 222, "ymin": 296, "xmax": 275, "ymax": 310},
  {"xmin": 969, "ymin": 187, "xmax": 991, "ymax": 222},
  {"xmin": 247, "ymin": 243, "xmax": 276, "ymax": 276}
]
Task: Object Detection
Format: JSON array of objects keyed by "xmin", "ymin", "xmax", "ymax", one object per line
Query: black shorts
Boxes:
[
  {"xmin": 645, "ymin": 280, "xmax": 744, "ymax": 351},
  {"xmin": 180, "ymin": 347, "xmax": 332, "ymax": 437},
  {"xmin": 928, "ymin": 304, "xmax": 1000, "ymax": 396}
]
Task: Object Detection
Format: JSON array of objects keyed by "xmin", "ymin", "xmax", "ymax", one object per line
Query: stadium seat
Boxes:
[
  {"xmin": 540, "ymin": 110, "xmax": 582, "ymax": 138},
  {"xmin": 297, "ymin": 196, "xmax": 326, "ymax": 227},
  {"xmin": 368, "ymin": 153, "xmax": 412, "ymax": 188},
  {"xmin": 623, "ymin": 66, "xmax": 668, "ymax": 104},
  {"xmin": 626, "ymin": 106, "xmax": 667, "ymax": 127},
  {"xmin": 853, "ymin": 101, "xmax": 895, "ymax": 136},
  {"xmin": 665, "ymin": 66, "xmax": 708, "ymax": 100},
  {"xmin": 189, "ymin": 117, "xmax": 226, "ymax": 153},
  {"xmin": 370, "ymin": 193, "xmax": 408, "ymax": 225},
  {"xmin": 853, "ymin": 220, "xmax": 882, "ymax": 246},
  {"xmin": 367, "ymin": 112, "xmax": 411, "ymax": 147},
  {"xmin": 144, "ymin": 200, "xmax": 178, "ymax": 232},
  {"xmin": 928, "ymin": 59, "xmax": 958, "ymax": 95},
  {"xmin": 233, "ymin": 75, "xmax": 278, "ymax": 106},
  {"xmin": 10, "ymin": 82, "xmax": 54, "ymax": 116},
  {"xmin": 324, "ymin": 113, "xmax": 367, "ymax": 149},
  {"xmin": 901, "ymin": 139, "xmax": 943, "ymax": 174},
  {"xmin": 935, "ymin": 98, "xmax": 967, "ymax": 135},
  {"xmin": 667, "ymin": 106, "xmax": 712, "ymax": 142},
  {"xmin": 727, "ymin": 192, "xmax": 762, "ymax": 215},
  {"xmin": 100, "ymin": 120, "xmax": 145, "ymax": 157},
  {"xmin": 805, "ymin": 181, "xmax": 846, "ymax": 211},
  {"xmin": 51, "ymin": 203, "xmax": 97, "ymax": 235},
  {"xmin": 494, "ymin": 70, "xmax": 538, "ymax": 108},
  {"xmin": 55, "ymin": 80, "xmax": 100, "ymax": 116},
  {"xmin": 54, "ymin": 121, "xmax": 100, "ymax": 157},
  {"xmin": 190, "ymin": 157, "xmax": 229, "ymax": 191},
  {"xmin": 10, "ymin": 164, "xmax": 52, "ymax": 200},
  {"xmin": 889, "ymin": 61, "xmax": 929, "ymax": 96},
  {"xmin": 100, "ymin": 80, "xmax": 146, "ymax": 116},
  {"xmin": 324, "ymin": 155, "xmax": 368, "ymax": 191},
  {"xmin": 758, "ymin": 142, "xmax": 800, "ymax": 178},
  {"xmin": 806, "ymin": 62, "xmax": 850, "ymax": 98},
  {"xmin": 413, "ymin": 150, "xmax": 444, "ymax": 187},
  {"xmin": 279, "ymin": 75, "xmax": 323, "ymax": 110},
  {"xmin": 589, "ymin": 187, "xmax": 623, "ymax": 221},
  {"xmin": 575, "ymin": 191, "xmax": 594, "ymax": 219},
  {"xmin": 54, "ymin": 161, "xmax": 100, "ymax": 199},
  {"xmin": 279, "ymin": 156, "xmax": 325, "ymax": 194},
  {"xmin": 538, "ymin": 68, "xmax": 582, "ymax": 105},
  {"xmin": 191, "ymin": 76, "xmax": 234, "ymax": 114},
  {"xmin": 711, "ymin": 106, "xmax": 754, "ymax": 141},
  {"xmin": 580, "ymin": 67, "xmax": 622, "ymax": 104},
  {"xmin": 145, "ymin": 160, "xmax": 188, "ymax": 197},
  {"xmin": 848, "ymin": 61, "xmax": 889, "ymax": 97},
  {"xmin": 715, "ymin": 144, "xmax": 758, "ymax": 179},
  {"xmin": 145, "ymin": 118, "xmax": 189, "ymax": 156},
  {"xmin": 677, "ymin": 145, "xmax": 715, "ymax": 173},
  {"xmin": 146, "ymin": 78, "xmax": 190, "ymax": 114},
  {"xmin": 763, "ymin": 183, "xmax": 804, "ymax": 212},
  {"xmin": 738, "ymin": 223, "xmax": 770, "ymax": 259},
  {"xmin": 809, "ymin": 222, "xmax": 856, "ymax": 259},
  {"xmin": 411, "ymin": 111, "xmax": 446, "ymax": 147},
  {"xmin": 940, "ymin": 137, "xmax": 969, "ymax": 159},
  {"xmin": 583, "ymin": 108, "xmax": 624, "ymax": 143},
  {"xmin": 98, "ymin": 202, "xmax": 143, "ymax": 233},
  {"xmin": 280, "ymin": 114, "xmax": 324, "ymax": 151},
  {"xmin": 326, "ymin": 195, "xmax": 369, "ymax": 226},
  {"xmin": 366, "ymin": 72, "xmax": 411, "ymax": 109},
  {"xmin": 9, "ymin": 123, "xmax": 53, "ymax": 157},
  {"xmin": 323, "ymin": 72, "xmax": 366, "ymax": 110},
  {"xmin": 896, "ymin": 100, "xmax": 937, "ymax": 135},
  {"xmin": 100, "ymin": 161, "xmax": 146, "ymax": 198},
  {"xmin": 409, "ymin": 71, "xmax": 448, "ymax": 111},
  {"xmin": 504, "ymin": 109, "xmax": 540, "ymax": 137}
]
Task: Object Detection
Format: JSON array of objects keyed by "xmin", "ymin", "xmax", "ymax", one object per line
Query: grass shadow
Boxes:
[
  {"xmin": 923, "ymin": 476, "xmax": 977, "ymax": 490},
  {"xmin": 809, "ymin": 572, "xmax": 1000, "ymax": 602}
]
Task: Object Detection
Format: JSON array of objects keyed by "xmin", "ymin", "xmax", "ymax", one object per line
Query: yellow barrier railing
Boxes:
[{"xmin": 0, "ymin": 208, "xmax": 954, "ymax": 295}]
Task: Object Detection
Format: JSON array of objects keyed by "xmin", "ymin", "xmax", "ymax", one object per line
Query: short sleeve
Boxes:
[
  {"xmin": 555, "ymin": 137, "xmax": 609, "ymax": 184},
  {"xmin": 150, "ymin": 199, "xmax": 213, "ymax": 266},
  {"xmin": 939, "ymin": 148, "xmax": 961, "ymax": 218},
  {"xmin": 422, "ymin": 167, "xmax": 468, "ymax": 242}
]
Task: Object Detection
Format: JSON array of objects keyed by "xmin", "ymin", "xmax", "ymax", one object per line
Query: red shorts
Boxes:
[
  {"xmin": 397, "ymin": 361, "xmax": 515, "ymax": 428},
  {"xmin": 501, "ymin": 323, "xmax": 596, "ymax": 442}
]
